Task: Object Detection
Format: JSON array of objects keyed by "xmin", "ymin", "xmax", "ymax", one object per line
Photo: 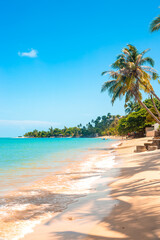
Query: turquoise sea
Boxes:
[
  {"xmin": 0, "ymin": 137, "xmax": 114, "ymax": 195},
  {"xmin": 0, "ymin": 137, "xmax": 119, "ymax": 240}
]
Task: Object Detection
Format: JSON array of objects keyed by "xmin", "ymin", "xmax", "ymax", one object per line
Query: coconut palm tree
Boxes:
[
  {"xmin": 150, "ymin": 14, "xmax": 160, "ymax": 32},
  {"xmin": 101, "ymin": 44, "xmax": 160, "ymax": 124}
]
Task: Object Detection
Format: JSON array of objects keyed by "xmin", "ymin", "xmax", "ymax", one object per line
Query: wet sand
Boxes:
[
  {"xmin": 19, "ymin": 143, "xmax": 120, "ymax": 240},
  {"xmin": 0, "ymin": 141, "xmax": 119, "ymax": 240},
  {"xmin": 22, "ymin": 137, "xmax": 160, "ymax": 240}
]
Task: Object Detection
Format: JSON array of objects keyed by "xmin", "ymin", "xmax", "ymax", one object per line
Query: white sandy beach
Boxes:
[{"xmin": 21, "ymin": 137, "xmax": 160, "ymax": 240}]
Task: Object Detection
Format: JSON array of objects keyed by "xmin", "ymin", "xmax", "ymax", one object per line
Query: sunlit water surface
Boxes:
[{"xmin": 0, "ymin": 137, "xmax": 119, "ymax": 240}]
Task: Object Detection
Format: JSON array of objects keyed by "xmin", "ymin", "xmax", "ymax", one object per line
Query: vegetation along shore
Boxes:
[{"xmin": 24, "ymin": 97, "xmax": 160, "ymax": 139}]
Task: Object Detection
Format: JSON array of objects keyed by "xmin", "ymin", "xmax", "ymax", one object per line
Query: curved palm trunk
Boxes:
[
  {"xmin": 151, "ymin": 91, "xmax": 160, "ymax": 102},
  {"xmin": 129, "ymin": 82, "xmax": 160, "ymax": 123},
  {"xmin": 151, "ymin": 95, "xmax": 160, "ymax": 120},
  {"xmin": 135, "ymin": 95, "xmax": 160, "ymax": 124}
]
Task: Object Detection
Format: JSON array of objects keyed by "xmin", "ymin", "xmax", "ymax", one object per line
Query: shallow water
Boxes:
[
  {"xmin": 0, "ymin": 137, "xmax": 118, "ymax": 240},
  {"xmin": 0, "ymin": 138, "xmax": 113, "ymax": 194}
]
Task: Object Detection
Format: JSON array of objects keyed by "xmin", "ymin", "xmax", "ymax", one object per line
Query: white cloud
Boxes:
[
  {"xmin": 0, "ymin": 120, "xmax": 59, "ymax": 126},
  {"xmin": 18, "ymin": 49, "xmax": 38, "ymax": 58}
]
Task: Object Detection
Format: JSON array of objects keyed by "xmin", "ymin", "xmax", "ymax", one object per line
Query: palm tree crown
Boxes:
[
  {"xmin": 101, "ymin": 44, "xmax": 160, "ymax": 124},
  {"xmin": 102, "ymin": 44, "xmax": 158, "ymax": 104}
]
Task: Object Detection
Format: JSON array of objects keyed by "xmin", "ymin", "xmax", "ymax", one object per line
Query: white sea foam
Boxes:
[
  {"xmin": 64, "ymin": 151, "xmax": 117, "ymax": 194},
  {"xmin": 111, "ymin": 141, "xmax": 122, "ymax": 148},
  {"xmin": 95, "ymin": 155, "xmax": 116, "ymax": 169},
  {"xmin": 0, "ymin": 147, "xmax": 117, "ymax": 240}
]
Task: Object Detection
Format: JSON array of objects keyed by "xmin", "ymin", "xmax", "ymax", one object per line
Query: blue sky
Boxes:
[{"xmin": 0, "ymin": 0, "xmax": 160, "ymax": 136}]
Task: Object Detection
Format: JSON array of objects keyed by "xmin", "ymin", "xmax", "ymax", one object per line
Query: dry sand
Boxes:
[{"xmin": 22, "ymin": 137, "xmax": 160, "ymax": 240}]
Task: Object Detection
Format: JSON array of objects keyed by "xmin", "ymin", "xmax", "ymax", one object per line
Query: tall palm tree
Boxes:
[
  {"xmin": 101, "ymin": 44, "xmax": 160, "ymax": 124},
  {"xmin": 150, "ymin": 15, "xmax": 160, "ymax": 32}
]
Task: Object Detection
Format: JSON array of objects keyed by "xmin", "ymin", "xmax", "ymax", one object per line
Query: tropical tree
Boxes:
[
  {"xmin": 107, "ymin": 113, "xmax": 112, "ymax": 119},
  {"xmin": 101, "ymin": 44, "xmax": 160, "ymax": 124},
  {"xmin": 49, "ymin": 127, "xmax": 54, "ymax": 136},
  {"xmin": 118, "ymin": 109, "xmax": 149, "ymax": 136},
  {"xmin": 32, "ymin": 129, "xmax": 39, "ymax": 137},
  {"xmin": 125, "ymin": 101, "xmax": 140, "ymax": 114},
  {"xmin": 150, "ymin": 14, "xmax": 160, "ymax": 32}
]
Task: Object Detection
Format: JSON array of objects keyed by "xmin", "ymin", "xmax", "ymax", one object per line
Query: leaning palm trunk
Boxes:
[
  {"xmin": 138, "ymin": 99, "xmax": 160, "ymax": 124},
  {"xmin": 133, "ymin": 92, "xmax": 160, "ymax": 124},
  {"xmin": 150, "ymin": 95, "xmax": 160, "ymax": 120},
  {"xmin": 150, "ymin": 91, "xmax": 160, "ymax": 102},
  {"xmin": 130, "ymin": 82, "xmax": 160, "ymax": 124}
]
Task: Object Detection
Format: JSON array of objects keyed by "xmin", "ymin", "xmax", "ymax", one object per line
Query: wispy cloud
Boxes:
[
  {"xmin": 18, "ymin": 49, "xmax": 38, "ymax": 58},
  {"xmin": 0, "ymin": 120, "xmax": 59, "ymax": 126}
]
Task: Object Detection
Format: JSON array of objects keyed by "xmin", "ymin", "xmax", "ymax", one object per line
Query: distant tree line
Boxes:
[
  {"xmin": 24, "ymin": 113, "xmax": 121, "ymax": 138},
  {"xmin": 24, "ymin": 97, "xmax": 160, "ymax": 138}
]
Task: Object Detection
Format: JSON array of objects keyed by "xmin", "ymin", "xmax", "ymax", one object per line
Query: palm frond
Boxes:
[
  {"xmin": 140, "ymin": 48, "xmax": 150, "ymax": 57},
  {"xmin": 127, "ymin": 44, "xmax": 138, "ymax": 60},
  {"xmin": 136, "ymin": 54, "xmax": 142, "ymax": 65},
  {"xmin": 101, "ymin": 80, "xmax": 117, "ymax": 92},
  {"xmin": 111, "ymin": 85, "xmax": 123, "ymax": 105},
  {"xmin": 152, "ymin": 72, "xmax": 159, "ymax": 80},
  {"xmin": 117, "ymin": 54, "xmax": 125, "ymax": 59},
  {"xmin": 122, "ymin": 48, "xmax": 130, "ymax": 56},
  {"xmin": 150, "ymin": 15, "xmax": 160, "ymax": 32},
  {"xmin": 101, "ymin": 71, "xmax": 109, "ymax": 76},
  {"xmin": 140, "ymin": 57, "xmax": 154, "ymax": 67},
  {"xmin": 141, "ymin": 66, "xmax": 157, "ymax": 73},
  {"xmin": 127, "ymin": 44, "xmax": 138, "ymax": 54},
  {"xmin": 111, "ymin": 59, "xmax": 125, "ymax": 69},
  {"xmin": 125, "ymin": 91, "xmax": 133, "ymax": 104}
]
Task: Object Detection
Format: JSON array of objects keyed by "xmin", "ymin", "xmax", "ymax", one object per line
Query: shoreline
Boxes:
[
  {"xmin": 17, "ymin": 135, "xmax": 123, "ymax": 140},
  {"xmin": 21, "ymin": 137, "xmax": 160, "ymax": 240},
  {"xmin": 20, "ymin": 141, "xmax": 121, "ymax": 240},
  {"xmin": 20, "ymin": 141, "xmax": 119, "ymax": 240},
  {"xmin": 0, "ymin": 139, "xmax": 119, "ymax": 240}
]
